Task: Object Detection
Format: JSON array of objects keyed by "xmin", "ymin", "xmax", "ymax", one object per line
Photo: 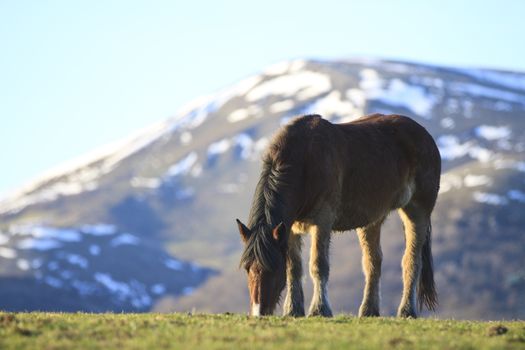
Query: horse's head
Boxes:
[{"xmin": 237, "ymin": 219, "xmax": 287, "ymax": 316}]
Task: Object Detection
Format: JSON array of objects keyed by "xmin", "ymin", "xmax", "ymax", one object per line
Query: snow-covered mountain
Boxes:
[{"xmin": 0, "ymin": 58, "xmax": 524, "ymax": 318}]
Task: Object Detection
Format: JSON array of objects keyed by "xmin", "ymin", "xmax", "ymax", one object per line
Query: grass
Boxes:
[{"xmin": 0, "ymin": 312, "xmax": 524, "ymax": 350}]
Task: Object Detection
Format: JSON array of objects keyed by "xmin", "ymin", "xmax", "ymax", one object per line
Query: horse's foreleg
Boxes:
[
  {"xmin": 283, "ymin": 233, "xmax": 305, "ymax": 317},
  {"xmin": 357, "ymin": 221, "xmax": 383, "ymax": 317},
  {"xmin": 397, "ymin": 204, "xmax": 429, "ymax": 318},
  {"xmin": 307, "ymin": 225, "xmax": 333, "ymax": 317}
]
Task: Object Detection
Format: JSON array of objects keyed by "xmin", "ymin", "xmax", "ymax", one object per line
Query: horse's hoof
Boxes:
[
  {"xmin": 358, "ymin": 306, "xmax": 380, "ymax": 317},
  {"xmin": 307, "ymin": 306, "xmax": 333, "ymax": 317},
  {"xmin": 283, "ymin": 310, "xmax": 305, "ymax": 318},
  {"xmin": 397, "ymin": 307, "xmax": 417, "ymax": 319}
]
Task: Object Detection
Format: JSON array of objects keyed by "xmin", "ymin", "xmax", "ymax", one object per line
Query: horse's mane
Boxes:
[{"xmin": 240, "ymin": 157, "xmax": 288, "ymax": 271}]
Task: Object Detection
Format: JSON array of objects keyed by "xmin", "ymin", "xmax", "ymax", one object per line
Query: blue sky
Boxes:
[{"xmin": 1, "ymin": 0, "xmax": 524, "ymax": 195}]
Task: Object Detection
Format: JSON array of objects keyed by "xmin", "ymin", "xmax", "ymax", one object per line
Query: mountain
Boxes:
[{"xmin": 0, "ymin": 58, "xmax": 524, "ymax": 318}]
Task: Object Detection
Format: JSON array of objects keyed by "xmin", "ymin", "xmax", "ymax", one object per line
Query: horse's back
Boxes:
[
  {"xmin": 334, "ymin": 114, "xmax": 441, "ymax": 227},
  {"xmin": 266, "ymin": 114, "xmax": 440, "ymax": 228},
  {"xmin": 340, "ymin": 114, "xmax": 440, "ymax": 181}
]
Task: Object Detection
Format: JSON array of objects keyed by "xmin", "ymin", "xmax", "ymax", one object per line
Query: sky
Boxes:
[{"xmin": 1, "ymin": 0, "xmax": 524, "ymax": 195}]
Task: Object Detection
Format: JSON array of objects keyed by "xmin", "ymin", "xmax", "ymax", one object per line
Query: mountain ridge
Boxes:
[{"xmin": 1, "ymin": 57, "xmax": 524, "ymax": 318}]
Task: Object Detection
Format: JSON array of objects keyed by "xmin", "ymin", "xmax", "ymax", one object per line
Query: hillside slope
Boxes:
[{"xmin": 0, "ymin": 58, "xmax": 524, "ymax": 318}]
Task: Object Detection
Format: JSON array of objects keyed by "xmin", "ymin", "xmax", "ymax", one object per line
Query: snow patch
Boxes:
[
  {"xmin": 10, "ymin": 225, "xmax": 81, "ymax": 242},
  {"xmin": 72, "ymin": 280, "xmax": 98, "ymax": 296},
  {"xmin": 0, "ymin": 231, "xmax": 8, "ymax": 245},
  {"xmin": 166, "ymin": 152, "xmax": 198, "ymax": 177},
  {"xmin": 169, "ymin": 96, "xmax": 218, "ymax": 131},
  {"xmin": 464, "ymin": 175, "xmax": 492, "ymax": 187},
  {"xmin": 207, "ymin": 139, "xmax": 231, "ymax": 157},
  {"xmin": 475, "ymin": 125, "xmax": 511, "ymax": 141},
  {"xmin": 151, "ymin": 283, "xmax": 166, "ymax": 295},
  {"xmin": 64, "ymin": 254, "xmax": 89, "ymax": 269},
  {"xmin": 218, "ymin": 183, "xmax": 240, "ymax": 194},
  {"xmin": 493, "ymin": 159, "xmax": 525, "ymax": 172},
  {"xmin": 508, "ymin": 190, "xmax": 525, "ymax": 203},
  {"xmin": 468, "ymin": 147, "xmax": 493, "ymax": 163},
  {"xmin": 346, "ymin": 88, "xmax": 367, "ymax": 109},
  {"xmin": 89, "ymin": 245, "xmax": 101, "ymax": 256},
  {"xmin": 32, "ymin": 226, "xmax": 81, "ymax": 242},
  {"xmin": 221, "ymin": 75, "xmax": 263, "ymax": 100},
  {"xmin": 437, "ymin": 135, "xmax": 493, "ymax": 162},
  {"xmin": 439, "ymin": 174, "xmax": 463, "ymax": 194},
  {"xmin": 180, "ymin": 131, "xmax": 193, "ymax": 145},
  {"xmin": 228, "ymin": 105, "xmax": 262, "ymax": 123},
  {"xmin": 230, "ymin": 134, "xmax": 267, "ymax": 161},
  {"xmin": 0, "ymin": 247, "xmax": 17, "ymax": 259},
  {"xmin": 444, "ymin": 98, "xmax": 460, "ymax": 114},
  {"xmin": 110, "ymin": 234, "xmax": 140, "ymax": 247},
  {"xmin": 269, "ymin": 99, "xmax": 295, "ymax": 114},
  {"xmin": 492, "ymin": 101, "xmax": 513, "ymax": 112},
  {"xmin": 473, "ymin": 192, "xmax": 508, "ymax": 205},
  {"xmin": 233, "ymin": 134, "xmax": 254, "ymax": 160},
  {"xmin": 437, "ymin": 135, "xmax": 473, "ymax": 160},
  {"xmin": 359, "ymin": 70, "xmax": 436, "ymax": 118},
  {"xmin": 289, "ymin": 60, "xmax": 306, "ymax": 72},
  {"xmin": 94, "ymin": 273, "xmax": 152, "ymax": 308},
  {"xmin": 280, "ymin": 115, "xmax": 295, "ymax": 126},
  {"xmin": 440, "ymin": 117, "xmax": 455, "ymax": 129},
  {"xmin": 81, "ymin": 224, "xmax": 117, "ymax": 236},
  {"xmin": 31, "ymin": 259, "xmax": 43, "ymax": 269},
  {"xmin": 254, "ymin": 137, "xmax": 269, "ymax": 155},
  {"xmin": 301, "ymin": 91, "xmax": 359, "ymax": 122},
  {"xmin": 17, "ymin": 238, "xmax": 62, "ymax": 251},
  {"xmin": 17, "ymin": 259, "xmax": 30, "ymax": 271},
  {"xmin": 60, "ymin": 270, "xmax": 73, "ymax": 279},
  {"xmin": 450, "ymin": 82, "xmax": 525, "ymax": 104},
  {"xmin": 263, "ymin": 59, "xmax": 306, "ymax": 76},
  {"xmin": 175, "ymin": 188, "xmax": 195, "ymax": 200},
  {"xmin": 165, "ymin": 259, "xmax": 184, "ymax": 271},
  {"xmin": 44, "ymin": 276, "xmax": 63, "ymax": 288},
  {"xmin": 190, "ymin": 164, "xmax": 203, "ymax": 177},
  {"xmin": 456, "ymin": 68, "xmax": 525, "ymax": 91},
  {"xmin": 47, "ymin": 261, "xmax": 59, "ymax": 271},
  {"xmin": 95, "ymin": 273, "xmax": 129, "ymax": 295},
  {"xmin": 246, "ymin": 71, "xmax": 331, "ymax": 102},
  {"xmin": 4, "ymin": 181, "xmax": 98, "ymax": 211},
  {"xmin": 131, "ymin": 177, "xmax": 161, "ymax": 189}
]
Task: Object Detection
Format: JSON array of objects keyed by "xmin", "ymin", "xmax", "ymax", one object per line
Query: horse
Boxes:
[{"xmin": 236, "ymin": 113, "xmax": 441, "ymax": 318}]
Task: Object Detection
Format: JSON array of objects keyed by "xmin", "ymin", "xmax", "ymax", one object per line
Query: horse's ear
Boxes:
[
  {"xmin": 236, "ymin": 219, "xmax": 250, "ymax": 243},
  {"xmin": 272, "ymin": 222, "xmax": 287, "ymax": 246}
]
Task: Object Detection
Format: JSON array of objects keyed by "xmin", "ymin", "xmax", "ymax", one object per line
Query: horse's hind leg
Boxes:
[
  {"xmin": 397, "ymin": 202, "xmax": 430, "ymax": 318},
  {"xmin": 307, "ymin": 224, "xmax": 333, "ymax": 317},
  {"xmin": 283, "ymin": 233, "xmax": 305, "ymax": 317},
  {"xmin": 357, "ymin": 219, "xmax": 383, "ymax": 317}
]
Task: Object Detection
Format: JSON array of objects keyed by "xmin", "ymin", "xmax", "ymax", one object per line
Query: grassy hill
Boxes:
[{"xmin": 0, "ymin": 312, "xmax": 523, "ymax": 349}]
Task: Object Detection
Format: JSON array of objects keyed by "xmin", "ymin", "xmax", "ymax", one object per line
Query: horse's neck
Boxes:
[
  {"xmin": 248, "ymin": 161, "xmax": 297, "ymax": 229},
  {"xmin": 248, "ymin": 191, "xmax": 295, "ymax": 230},
  {"xmin": 249, "ymin": 207, "xmax": 292, "ymax": 229}
]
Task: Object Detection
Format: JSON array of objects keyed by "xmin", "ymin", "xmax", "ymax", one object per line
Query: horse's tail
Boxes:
[{"xmin": 418, "ymin": 222, "xmax": 438, "ymax": 311}]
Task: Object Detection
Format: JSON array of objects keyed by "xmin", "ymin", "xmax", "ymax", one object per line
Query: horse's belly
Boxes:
[
  {"xmin": 332, "ymin": 179, "xmax": 415, "ymax": 231},
  {"xmin": 332, "ymin": 210, "xmax": 381, "ymax": 231}
]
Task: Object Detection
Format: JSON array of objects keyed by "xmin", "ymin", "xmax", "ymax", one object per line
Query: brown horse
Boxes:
[{"xmin": 237, "ymin": 113, "xmax": 441, "ymax": 317}]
